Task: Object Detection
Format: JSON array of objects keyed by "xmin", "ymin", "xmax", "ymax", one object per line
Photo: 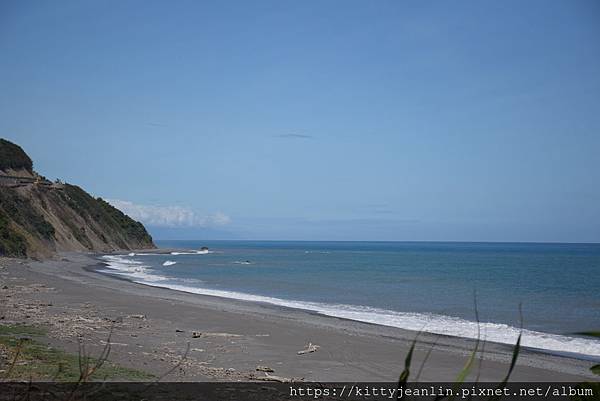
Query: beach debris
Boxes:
[
  {"xmin": 256, "ymin": 365, "xmax": 274, "ymax": 372},
  {"xmin": 208, "ymin": 332, "xmax": 242, "ymax": 337},
  {"xmin": 297, "ymin": 342, "xmax": 320, "ymax": 355},
  {"xmin": 192, "ymin": 331, "xmax": 242, "ymax": 338},
  {"xmin": 254, "ymin": 372, "xmax": 298, "ymax": 383},
  {"xmin": 175, "ymin": 329, "xmax": 184, "ymax": 333},
  {"xmin": 128, "ymin": 314, "xmax": 146, "ymax": 320},
  {"xmin": 101, "ymin": 340, "xmax": 128, "ymax": 346}
]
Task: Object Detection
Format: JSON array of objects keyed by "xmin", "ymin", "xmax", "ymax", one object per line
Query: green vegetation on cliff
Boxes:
[
  {"xmin": 0, "ymin": 211, "xmax": 27, "ymax": 257},
  {"xmin": 0, "ymin": 138, "xmax": 33, "ymax": 172},
  {"xmin": 0, "ymin": 189, "xmax": 55, "ymax": 240},
  {"xmin": 58, "ymin": 184, "xmax": 154, "ymax": 250},
  {"xmin": 0, "ymin": 138, "xmax": 155, "ymax": 257},
  {"xmin": 0, "ymin": 189, "xmax": 55, "ymax": 257}
]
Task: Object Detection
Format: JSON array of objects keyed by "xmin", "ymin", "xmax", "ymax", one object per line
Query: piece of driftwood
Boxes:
[
  {"xmin": 254, "ymin": 373, "xmax": 292, "ymax": 383},
  {"xmin": 192, "ymin": 331, "xmax": 242, "ymax": 338},
  {"xmin": 256, "ymin": 365, "xmax": 274, "ymax": 372},
  {"xmin": 297, "ymin": 342, "xmax": 320, "ymax": 355}
]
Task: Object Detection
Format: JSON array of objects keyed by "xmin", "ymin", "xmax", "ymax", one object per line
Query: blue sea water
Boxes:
[{"xmin": 99, "ymin": 240, "xmax": 600, "ymax": 358}]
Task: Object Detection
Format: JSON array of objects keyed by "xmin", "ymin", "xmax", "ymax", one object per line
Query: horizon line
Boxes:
[{"xmin": 153, "ymin": 239, "xmax": 600, "ymax": 245}]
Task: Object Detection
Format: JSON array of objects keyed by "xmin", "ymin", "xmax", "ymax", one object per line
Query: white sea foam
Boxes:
[
  {"xmin": 99, "ymin": 254, "xmax": 600, "ymax": 358},
  {"xmin": 162, "ymin": 260, "xmax": 177, "ymax": 266},
  {"xmin": 135, "ymin": 281, "xmax": 600, "ymax": 358},
  {"xmin": 100, "ymin": 255, "xmax": 168, "ymax": 283},
  {"xmin": 233, "ymin": 261, "xmax": 253, "ymax": 265}
]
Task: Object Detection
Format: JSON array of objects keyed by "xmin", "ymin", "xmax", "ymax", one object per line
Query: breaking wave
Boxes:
[
  {"xmin": 171, "ymin": 249, "xmax": 212, "ymax": 255},
  {"xmin": 99, "ymin": 253, "xmax": 600, "ymax": 359},
  {"xmin": 100, "ymin": 255, "xmax": 168, "ymax": 283},
  {"xmin": 153, "ymin": 283, "xmax": 600, "ymax": 358}
]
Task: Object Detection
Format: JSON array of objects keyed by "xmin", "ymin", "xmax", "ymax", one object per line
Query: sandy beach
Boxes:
[{"xmin": 0, "ymin": 252, "xmax": 595, "ymax": 382}]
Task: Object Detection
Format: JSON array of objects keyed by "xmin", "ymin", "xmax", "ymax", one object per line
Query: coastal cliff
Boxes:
[{"xmin": 0, "ymin": 138, "xmax": 155, "ymax": 258}]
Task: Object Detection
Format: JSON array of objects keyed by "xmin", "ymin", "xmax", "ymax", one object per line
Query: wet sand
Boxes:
[{"xmin": 0, "ymin": 253, "xmax": 595, "ymax": 382}]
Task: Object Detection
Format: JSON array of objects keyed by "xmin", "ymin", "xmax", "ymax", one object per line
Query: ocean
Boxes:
[{"xmin": 99, "ymin": 240, "xmax": 600, "ymax": 358}]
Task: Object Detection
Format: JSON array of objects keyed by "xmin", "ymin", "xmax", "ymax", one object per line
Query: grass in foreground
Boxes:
[{"xmin": 0, "ymin": 324, "xmax": 153, "ymax": 381}]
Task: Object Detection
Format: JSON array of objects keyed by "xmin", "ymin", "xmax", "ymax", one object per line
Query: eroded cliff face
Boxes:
[{"xmin": 0, "ymin": 139, "xmax": 155, "ymax": 258}]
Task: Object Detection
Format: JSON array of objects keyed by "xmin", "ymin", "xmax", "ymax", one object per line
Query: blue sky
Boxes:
[{"xmin": 1, "ymin": 0, "xmax": 599, "ymax": 242}]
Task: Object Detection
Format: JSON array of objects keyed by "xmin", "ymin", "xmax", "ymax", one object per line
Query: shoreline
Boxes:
[
  {"xmin": 93, "ymin": 261, "xmax": 600, "ymax": 364},
  {"xmin": 0, "ymin": 252, "xmax": 596, "ymax": 381},
  {"xmin": 98, "ymin": 249, "xmax": 600, "ymax": 362},
  {"xmin": 102, "ymin": 273, "xmax": 600, "ymax": 363}
]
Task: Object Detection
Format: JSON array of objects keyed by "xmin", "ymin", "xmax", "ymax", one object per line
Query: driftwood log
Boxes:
[
  {"xmin": 297, "ymin": 342, "xmax": 320, "ymax": 355},
  {"xmin": 254, "ymin": 372, "xmax": 296, "ymax": 383}
]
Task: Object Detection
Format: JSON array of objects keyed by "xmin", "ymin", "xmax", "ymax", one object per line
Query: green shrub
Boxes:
[
  {"xmin": 0, "ymin": 210, "xmax": 27, "ymax": 257},
  {"xmin": 62, "ymin": 185, "xmax": 153, "ymax": 248},
  {"xmin": 0, "ymin": 138, "xmax": 33, "ymax": 172},
  {"xmin": 0, "ymin": 189, "xmax": 55, "ymax": 241}
]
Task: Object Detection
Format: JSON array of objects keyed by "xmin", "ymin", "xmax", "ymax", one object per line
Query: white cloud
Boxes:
[{"xmin": 107, "ymin": 199, "xmax": 231, "ymax": 228}]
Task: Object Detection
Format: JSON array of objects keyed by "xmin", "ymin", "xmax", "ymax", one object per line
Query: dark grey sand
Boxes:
[{"xmin": 0, "ymin": 253, "xmax": 595, "ymax": 382}]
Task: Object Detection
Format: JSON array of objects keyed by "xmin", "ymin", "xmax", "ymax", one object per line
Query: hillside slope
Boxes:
[{"xmin": 0, "ymin": 139, "xmax": 155, "ymax": 258}]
